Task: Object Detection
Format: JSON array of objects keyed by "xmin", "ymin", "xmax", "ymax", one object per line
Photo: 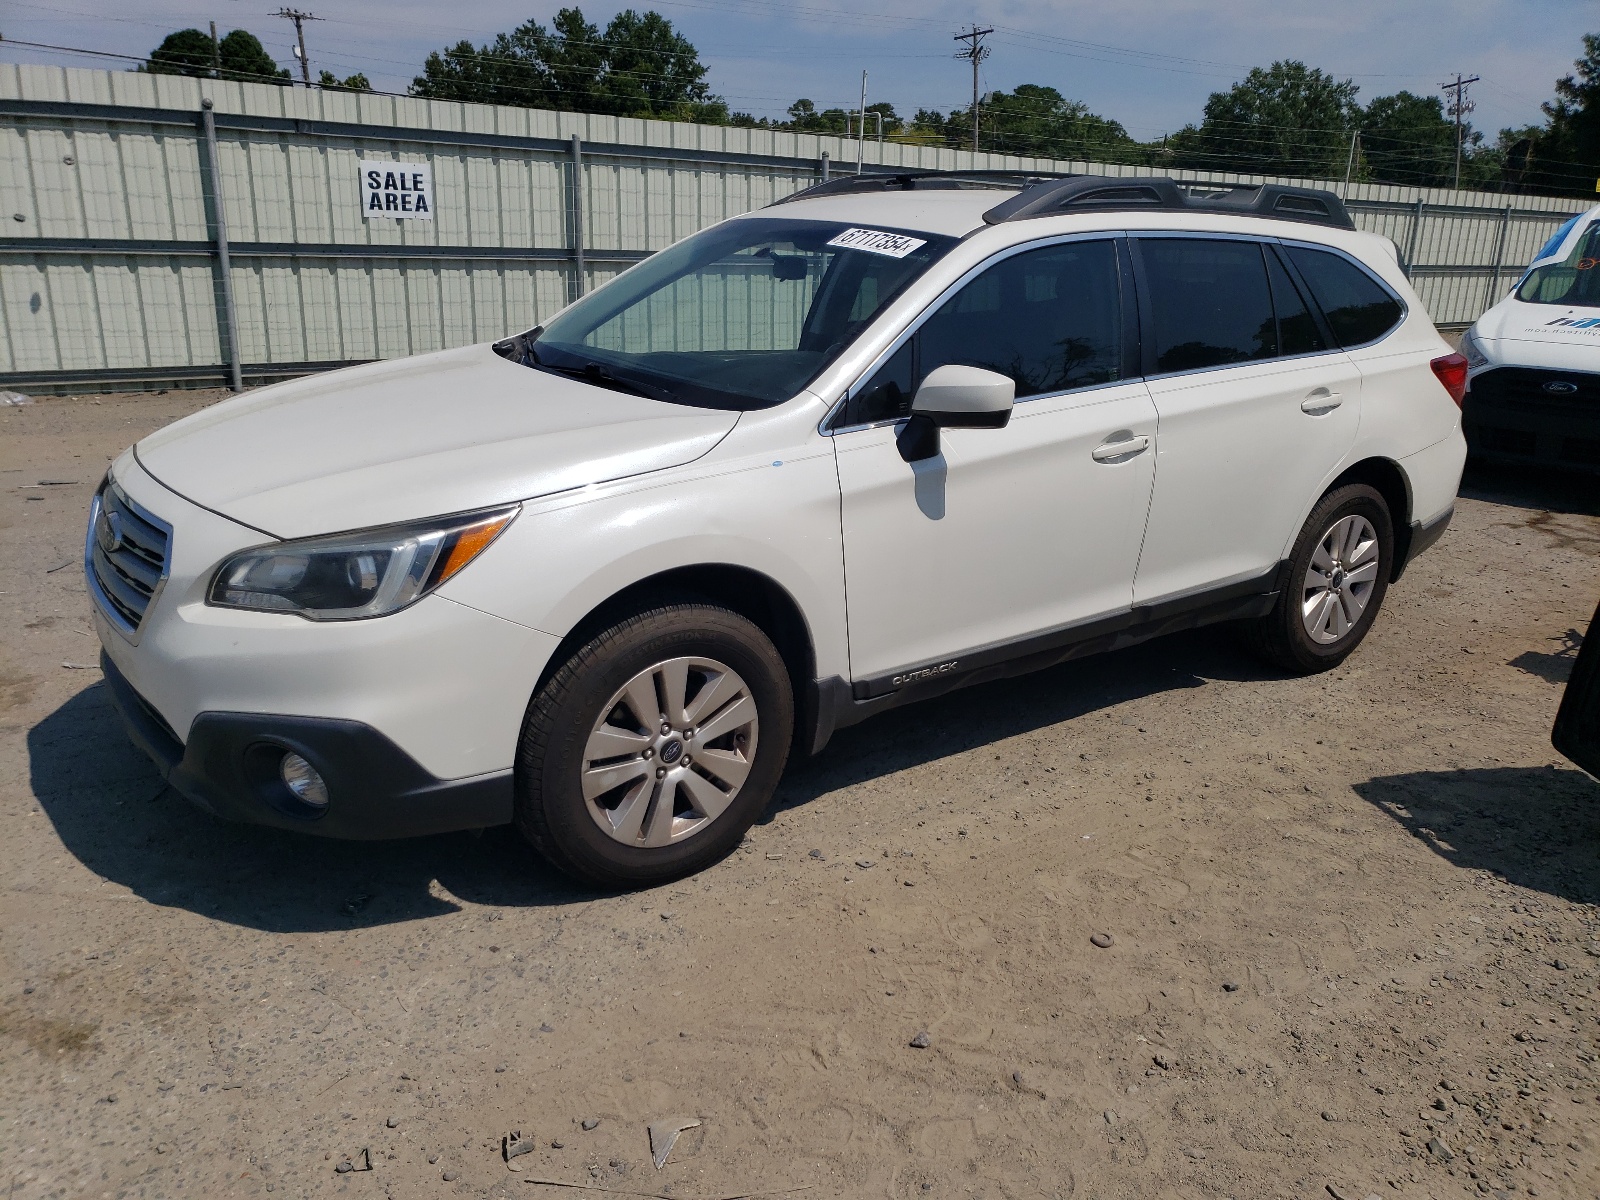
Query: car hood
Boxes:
[
  {"xmin": 135, "ymin": 344, "xmax": 740, "ymax": 539},
  {"xmin": 1476, "ymin": 298, "xmax": 1600, "ymax": 351}
]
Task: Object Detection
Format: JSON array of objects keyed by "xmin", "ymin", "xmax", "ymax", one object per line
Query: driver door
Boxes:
[{"xmin": 833, "ymin": 237, "xmax": 1158, "ymax": 689}]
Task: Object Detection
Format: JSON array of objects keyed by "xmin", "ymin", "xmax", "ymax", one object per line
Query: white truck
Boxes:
[{"xmin": 1461, "ymin": 204, "xmax": 1600, "ymax": 473}]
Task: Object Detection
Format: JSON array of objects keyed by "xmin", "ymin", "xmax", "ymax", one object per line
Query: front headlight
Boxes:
[
  {"xmin": 208, "ymin": 505, "xmax": 518, "ymax": 620},
  {"xmin": 1460, "ymin": 326, "xmax": 1489, "ymax": 369}
]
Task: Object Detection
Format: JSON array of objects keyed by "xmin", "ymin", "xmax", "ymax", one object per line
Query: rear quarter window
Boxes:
[{"xmin": 1284, "ymin": 245, "xmax": 1404, "ymax": 347}]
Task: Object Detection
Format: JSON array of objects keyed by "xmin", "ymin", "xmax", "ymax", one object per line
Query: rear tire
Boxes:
[
  {"xmin": 514, "ymin": 602, "xmax": 793, "ymax": 888},
  {"xmin": 1248, "ymin": 483, "xmax": 1394, "ymax": 674}
]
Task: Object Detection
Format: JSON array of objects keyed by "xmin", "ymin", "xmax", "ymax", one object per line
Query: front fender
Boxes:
[{"xmin": 435, "ymin": 448, "xmax": 849, "ymax": 680}]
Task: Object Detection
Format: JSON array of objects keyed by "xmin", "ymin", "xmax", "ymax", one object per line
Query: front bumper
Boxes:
[
  {"xmin": 102, "ymin": 653, "xmax": 513, "ymax": 837},
  {"xmin": 93, "ymin": 454, "xmax": 560, "ymax": 784},
  {"xmin": 1463, "ymin": 366, "xmax": 1600, "ymax": 472}
]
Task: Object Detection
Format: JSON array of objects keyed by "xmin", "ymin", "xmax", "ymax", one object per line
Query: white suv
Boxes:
[{"xmin": 89, "ymin": 174, "xmax": 1467, "ymax": 887}]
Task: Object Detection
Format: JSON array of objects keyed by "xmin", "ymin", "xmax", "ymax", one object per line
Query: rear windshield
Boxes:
[
  {"xmin": 508, "ymin": 217, "xmax": 956, "ymax": 410},
  {"xmin": 1517, "ymin": 220, "xmax": 1600, "ymax": 307}
]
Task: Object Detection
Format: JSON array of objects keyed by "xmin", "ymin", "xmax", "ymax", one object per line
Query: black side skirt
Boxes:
[{"xmin": 808, "ymin": 564, "xmax": 1287, "ymax": 754}]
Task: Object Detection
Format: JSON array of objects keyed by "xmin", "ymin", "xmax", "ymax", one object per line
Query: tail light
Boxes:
[{"xmin": 1431, "ymin": 353, "xmax": 1469, "ymax": 408}]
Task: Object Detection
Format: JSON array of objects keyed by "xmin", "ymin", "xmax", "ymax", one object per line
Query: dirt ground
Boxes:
[{"xmin": 3, "ymin": 387, "xmax": 1600, "ymax": 1200}]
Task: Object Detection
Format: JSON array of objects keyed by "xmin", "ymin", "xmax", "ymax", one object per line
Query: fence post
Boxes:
[
  {"xmin": 820, "ymin": 151, "xmax": 830, "ymax": 183},
  {"xmin": 569, "ymin": 134, "xmax": 586, "ymax": 301},
  {"xmin": 198, "ymin": 98, "xmax": 243, "ymax": 392},
  {"xmin": 1484, "ymin": 203, "xmax": 1512, "ymax": 313},
  {"xmin": 1404, "ymin": 197, "xmax": 1426, "ymax": 281}
]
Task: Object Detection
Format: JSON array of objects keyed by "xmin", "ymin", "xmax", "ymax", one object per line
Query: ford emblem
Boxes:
[
  {"xmin": 95, "ymin": 508, "xmax": 124, "ymax": 554},
  {"xmin": 1543, "ymin": 380, "xmax": 1579, "ymax": 395}
]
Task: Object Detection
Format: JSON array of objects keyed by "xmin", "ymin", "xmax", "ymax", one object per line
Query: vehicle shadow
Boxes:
[
  {"xmin": 29, "ymin": 625, "xmax": 1279, "ymax": 932},
  {"xmin": 1352, "ymin": 765, "xmax": 1600, "ymax": 906},
  {"xmin": 26, "ymin": 682, "xmax": 598, "ymax": 933},
  {"xmin": 1461, "ymin": 459, "xmax": 1600, "ymax": 519}
]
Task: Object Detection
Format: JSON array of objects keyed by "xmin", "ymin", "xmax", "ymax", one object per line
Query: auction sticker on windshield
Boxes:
[{"xmin": 826, "ymin": 228, "xmax": 928, "ymax": 258}]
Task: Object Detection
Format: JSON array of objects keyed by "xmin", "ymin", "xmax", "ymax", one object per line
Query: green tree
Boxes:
[
  {"xmin": 782, "ymin": 98, "xmax": 849, "ymax": 133},
  {"xmin": 1530, "ymin": 32, "xmax": 1600, "ymax": 195},
  {"xmin": 1360, "ymin": 91, "xmax": 1459, "ymax": 187},
  {"xmin": 899, "ymin": 108, "xmax": 951, "ymax": 146},
  {"xmin": 1171, "ymin": 61, "xmax": 1360, "ymax": 177},
  {"xmin": 594, "ymin": 9, "xmax": 710, "ymax": 116},
  {"xmin": 143, "ymin": 28, "xmax": 290, "ymax": 84},
  {"xmin": 318, "ymin": 70, "xmax": 371, "ymax": 92},
  {"xmin": 945, "ymin": 84, "xmax": 1135, "ymax": 160},
  {"xmin": 411, "ymin": 7, "xmax": 720, "ymax": 119}
]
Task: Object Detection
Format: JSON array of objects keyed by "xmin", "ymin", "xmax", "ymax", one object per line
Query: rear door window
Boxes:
[
  {"xmin": 1283, "ymin": 245, "xmax": 1404, "ymax": 347},
  {"xmin": 1137, "ymin": 239, "xmax": 1278, "ymax": 373}
]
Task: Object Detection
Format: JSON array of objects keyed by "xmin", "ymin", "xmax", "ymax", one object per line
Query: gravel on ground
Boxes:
[{"xmin": 3, "ymin": 387, "xmax": 1598, "ymax": 1200}]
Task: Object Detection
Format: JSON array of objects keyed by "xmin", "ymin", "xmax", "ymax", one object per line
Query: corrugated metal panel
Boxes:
[{"xmin": 0, "ymin": 63, "xmax": 1591, "ymax": 387}]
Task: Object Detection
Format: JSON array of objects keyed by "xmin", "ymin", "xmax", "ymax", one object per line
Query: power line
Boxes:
[{"xmin": 953, "ymin": 25, "xmax": 992, "ymax": 153}]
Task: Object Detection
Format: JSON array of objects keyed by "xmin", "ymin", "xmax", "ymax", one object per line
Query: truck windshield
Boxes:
[
  {"xmin": 1516, "ymin": 220, "xmax": 1600, "ymax": 307},
  {"xmin": 512, "ymin": 217, "xmax": 956, "ymax": 410}
]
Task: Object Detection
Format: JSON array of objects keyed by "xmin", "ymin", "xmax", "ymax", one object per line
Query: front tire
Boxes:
[
  {"xmin": 514, "ymin": 602, "xmax": 793, "ymax": 888},
  {"xmin": 1249, "ymin": 483, "xmax": 1394, "ymax": 674}
]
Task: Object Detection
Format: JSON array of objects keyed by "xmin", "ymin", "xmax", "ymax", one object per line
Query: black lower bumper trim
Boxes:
[
  {"xmin": 1394, "ymin": 504, "xmax": 1453, "ymax": 582},
  {"xmin": 100, "ymin": 652, "xmax": 513, "ymax": 839}
]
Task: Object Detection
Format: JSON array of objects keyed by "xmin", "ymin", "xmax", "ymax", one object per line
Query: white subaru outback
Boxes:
[{"xmin": 88, "ymin": 173, "xmax": 1468, "ymax": 887}]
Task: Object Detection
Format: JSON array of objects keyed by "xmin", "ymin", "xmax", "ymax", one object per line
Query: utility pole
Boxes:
[
  {"xmin": 1440, "ymin": 73, "xmax": 1479, "ymax": 190},
  {"xmin": 209, "ymin": 20, "xmax": 221, "ymax": 76},
  {"xmin": 953, "ymin": 25, "xmax": 992, "ymax": 154},
  {"xmin": 273, "ymin": 8, "xmax": 321, "ymax": 86},
  {"xmin": 856, "ymin": 70, "xmax": 868, "ymax": 175},
  {"xmin": 1342, "ymin": 128, "xmax": 1360, "ymax": 194}
]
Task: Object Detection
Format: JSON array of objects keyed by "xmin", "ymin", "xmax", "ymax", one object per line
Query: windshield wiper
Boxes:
[{"xmin": 526, "ymin": 347, "xmax": 676, "ymax": 403}]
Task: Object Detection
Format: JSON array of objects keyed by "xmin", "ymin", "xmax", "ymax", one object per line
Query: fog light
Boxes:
[{"xmin": 280, "ymin": 752, "xmax": 329, "ymax": 809}]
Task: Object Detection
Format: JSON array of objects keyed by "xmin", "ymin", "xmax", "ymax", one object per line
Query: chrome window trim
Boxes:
[
  {"xmin": 85, "ymin": 476, "xmax": 173, "ymax": 645},
  {"xmin": 820, "ymin": 230, "xmax": 1130, "ymax": 437}
]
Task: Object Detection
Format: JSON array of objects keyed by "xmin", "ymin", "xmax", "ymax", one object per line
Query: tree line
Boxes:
[{"xmin": 144, "ymin": 15, "xmax": 1600, "ymax": 197}]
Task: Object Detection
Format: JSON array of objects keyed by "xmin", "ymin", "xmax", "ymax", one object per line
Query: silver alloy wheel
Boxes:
[
  {"xmin": 580, "ymin": 655, "xmax": 759, "ymax": 847},
  {"xmin": 1301, "ymin": 513, "xmax": 1381, "ymax": 645}
]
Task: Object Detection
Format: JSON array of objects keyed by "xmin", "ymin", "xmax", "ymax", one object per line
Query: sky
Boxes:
[{"xmin": 0, "ymin": 0, "xmax": 1592, "ymax": 142}]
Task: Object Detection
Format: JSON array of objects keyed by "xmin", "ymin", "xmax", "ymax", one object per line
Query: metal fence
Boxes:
[{"xmin": 0, "ymin": 64, "xmax": 1589, "ymax": 392}]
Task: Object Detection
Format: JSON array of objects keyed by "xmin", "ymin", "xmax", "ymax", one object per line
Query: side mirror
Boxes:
[{"xmin": 896, "ymin": 365, "xmax": 1015, "ymax": 463}]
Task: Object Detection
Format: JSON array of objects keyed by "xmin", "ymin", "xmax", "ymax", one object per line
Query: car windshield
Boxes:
[
  {"xmin": 1516, "ymin": 219, "xmax": 1600, "ymax": 307},
  {"xmin": 515, "ymin": 217, "xmax": 957, "ymax": 410}
]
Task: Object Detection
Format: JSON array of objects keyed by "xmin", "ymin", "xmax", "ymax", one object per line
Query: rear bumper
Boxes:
[{"xmin": 102, "ymin": 652, "xmax": 513, "ymax": 839}]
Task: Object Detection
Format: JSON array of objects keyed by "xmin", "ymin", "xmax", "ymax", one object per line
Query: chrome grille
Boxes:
[{"xmin": 86, "ymin": 479, "xmax": 171, "ymax": 635}]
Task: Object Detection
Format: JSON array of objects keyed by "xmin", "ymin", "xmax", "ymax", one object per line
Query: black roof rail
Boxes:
[
  {"xmin": 769, "ymin": 169, "xmax": 1075, "ymax": 205},
  {"xmin": 982, "ymin": 175, "xmax": 1355, "ymax": 230}
]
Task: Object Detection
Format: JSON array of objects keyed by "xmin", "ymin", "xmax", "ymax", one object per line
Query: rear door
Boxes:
[{"xmin": 1130, "ymin": 235, "xmax": 1363, "ymax": 604}]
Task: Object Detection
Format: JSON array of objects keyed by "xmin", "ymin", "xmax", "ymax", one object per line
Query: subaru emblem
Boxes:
[
  {"xmin": 95, "ymin": 508, "xmax": 124, "ymax": 554},
  {"xmin": 1543, "ymin": 380, "xmax": 1579, "ymax": 395}
]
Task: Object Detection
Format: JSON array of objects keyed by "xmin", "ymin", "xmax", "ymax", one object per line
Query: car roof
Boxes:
[
  {"xmin": 741, "ymin": 188, "xmax": 1001, "ymax": 239},
  {"xmin": 751, "ymin": 174, "xmax": 1364, "ymax": 245}
]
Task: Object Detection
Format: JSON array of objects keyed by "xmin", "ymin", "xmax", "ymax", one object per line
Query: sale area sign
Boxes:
[{"xmin": 360, "ymin": 161, "xmax": 434, "ymax": 220}]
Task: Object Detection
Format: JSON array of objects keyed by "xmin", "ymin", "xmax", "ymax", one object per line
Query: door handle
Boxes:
[
  {"xmin": 1091, "ymin": 433, "xmax": 1150, "ymax": 463},
  {"xmin": 1301, "ymin": 389, "xmax": 1343, "ymax": 415}
]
